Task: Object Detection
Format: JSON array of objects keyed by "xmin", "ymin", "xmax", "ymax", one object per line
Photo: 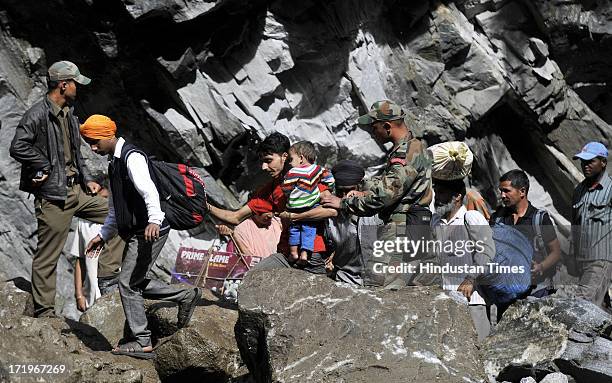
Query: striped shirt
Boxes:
[
  {"xmin": 281, "ymin": 164, "xmax": 335, "ymax": 210},
  {"xmin": 572, "ymin": 172, "xmax": 612, "ymax": 262}
]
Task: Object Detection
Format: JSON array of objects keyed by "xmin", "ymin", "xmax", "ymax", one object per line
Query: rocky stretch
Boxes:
[
  {"xmin": 235, "ymin": 270, "xmax": 485, "ymax": 383},
  {"xmin": 1, "ymin": 270, "xmax": 609, "ymax": 382},
  {"xmin": 1, "ymin": 0, "xmax": 611, "ymax": 296}
]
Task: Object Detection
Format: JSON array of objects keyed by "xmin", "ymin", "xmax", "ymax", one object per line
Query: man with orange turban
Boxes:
[
  {"xmin": 80, "ymin": 114, "xmax": 117, "ymax": 139},
  {"xmin": 81, "ymin": 114, "xmax": 200, "ymax": 359},
  {"xmin": 9, "ymin": 61, "xmax": 123, "ymax": 318}
]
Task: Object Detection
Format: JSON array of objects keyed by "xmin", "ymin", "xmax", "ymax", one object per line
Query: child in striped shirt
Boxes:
[{"xmin": 281, "ymin": 141, "xmax": 335, "ymax": 263}]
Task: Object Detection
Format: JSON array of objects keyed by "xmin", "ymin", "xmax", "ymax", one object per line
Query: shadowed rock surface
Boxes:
[{"xmin": 483, "ymin": 297, "xmax": 612, "ymax": 383}]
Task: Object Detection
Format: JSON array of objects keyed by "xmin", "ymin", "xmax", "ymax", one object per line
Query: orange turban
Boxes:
[{"xmin": 80, "ymin": 114, "xmax": 117, "ymax": 140}]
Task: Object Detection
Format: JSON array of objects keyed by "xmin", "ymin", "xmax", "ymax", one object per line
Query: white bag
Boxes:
[{"xmin": 428, "ymin": 141, "xmax": 473, "ymax": 180}]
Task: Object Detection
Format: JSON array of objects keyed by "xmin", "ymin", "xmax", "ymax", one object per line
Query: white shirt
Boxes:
[
  {"xmin": 100, "ymin": 137, "xmax": 165, "ymax": 241},
  {"xmin": 437, "ymin": 206, "xmax": 492, "ymax": 305},
  {"xmin": 70, "ymin": 218, "xmax": 102, "ymax": 308}
]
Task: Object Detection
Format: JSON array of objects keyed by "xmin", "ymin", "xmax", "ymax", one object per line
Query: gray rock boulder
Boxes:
[
  {"xmin": 79, "ymin": 290, "xmax": 127, "ymax": 349},
  {"xmin": 540, "ymin": 372, "xmax": 571, "ymax": 383},
  {"xmin": 483, "ymin": 297, "xmax": 612, "ymax": 383},
  {"xmin": 235, "ymin": 269, "xmax": 485, "ymax": 383},
  {"xmin": 0, "ymin": 281, "xmax": 160, "ymax": 383},
  {"xmin": 121, "ymin": 0, "xmax": 223, "ymax": 23},
  {"xmin": 0, "ymin": 279, "xmax": 34, "ymax": 321},
  {"xmin": 148, "ymin": 290, "xmax": 245, "ymax": 382},
  {"xmin": 80, "ymin": 287, "xmax": 247, "ymax": 382}
]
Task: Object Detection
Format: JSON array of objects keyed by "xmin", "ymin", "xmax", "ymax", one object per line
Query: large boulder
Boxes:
[
  {"xmin": 235, "ymin": 269, "xmax": 485, "ymax": 383},
  {"xmin": 0, "ymin": 281, "xmax": 159, "ymax": 383},
  {"xmin": 147, "ymin": 290, "xmax": 246, "ymax": 382},
  {"xmin": 81, "ymin": 287, "xmax": 248, "ymax": 382},
  {"xmin": 79, "ymin": 290, "xmax": 127, "ymax": 349},
  {"xmin": 483, "ymin": 297, "xmax": 612, "ymax": 383}
]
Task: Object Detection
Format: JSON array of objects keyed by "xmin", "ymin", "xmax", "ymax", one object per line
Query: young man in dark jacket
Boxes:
[
  {"xmin": 81, "ymin": 114, "xmax": 200, "ymax": 359},
  {"xmin": 9, "ymin": 61, "xmax": 123, "ymax": 318}
]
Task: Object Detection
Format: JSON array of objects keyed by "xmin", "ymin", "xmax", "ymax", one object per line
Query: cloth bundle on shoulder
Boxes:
[{"xmin": 429, "ymin": 141, "xmax": 473, "ymax": 181}]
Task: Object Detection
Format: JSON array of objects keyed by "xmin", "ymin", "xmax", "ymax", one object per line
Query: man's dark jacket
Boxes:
[{"xmin": 9, "ymin": 97, "xmax": 93, "ymax": 201}]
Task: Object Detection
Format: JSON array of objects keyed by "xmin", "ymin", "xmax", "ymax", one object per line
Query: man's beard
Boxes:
[{"xmin": 435, "ymin": 201, "xmax": 455, "ymax": 218}]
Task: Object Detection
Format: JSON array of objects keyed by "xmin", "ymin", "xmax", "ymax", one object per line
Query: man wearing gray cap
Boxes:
[
  {"xmin": 10, "ymin": 60, "xmax": 123, "ymax": 318},
  {"xmin": 570, "ymin": 141, "xmax": 612, "ymax": 307}
]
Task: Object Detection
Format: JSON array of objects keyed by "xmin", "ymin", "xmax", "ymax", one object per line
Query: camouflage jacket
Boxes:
[{"xmin": 341, "ymin": 133, "xmax": 432, "ymax": 221}]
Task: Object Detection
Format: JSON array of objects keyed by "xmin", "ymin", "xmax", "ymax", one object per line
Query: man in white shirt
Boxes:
[
  {"xmin": 433, "ymin": 179, "xmax": 495, "ymax": 341},
  {"xmin": 79, "ymin": 114, "xmax": 200, "ymax": 359}
]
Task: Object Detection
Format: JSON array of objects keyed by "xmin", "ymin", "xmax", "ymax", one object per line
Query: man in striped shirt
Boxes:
[
  {"xmin": 281, "ymin": 141, "xmax": 335, "ymax": 263},
  {"xmin": 571, "ymin": 142, "xmax": 612, "ymax": 308}
]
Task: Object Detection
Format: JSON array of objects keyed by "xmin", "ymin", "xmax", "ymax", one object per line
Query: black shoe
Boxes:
[{"xmin": 177, "ymin": 288, "xmax": 201, "ymax": 328}]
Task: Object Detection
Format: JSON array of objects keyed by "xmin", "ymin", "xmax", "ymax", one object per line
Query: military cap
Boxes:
[{"xmin": 357, "ymin": 100, "xmax": 405, "ymax": 126}]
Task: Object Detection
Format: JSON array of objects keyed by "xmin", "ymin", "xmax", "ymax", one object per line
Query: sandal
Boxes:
[
  {"xmin": 111, "ymin": 341, "xmax": 156, "ymax": 360},
  {"xmin": 177, "ymin": 287, "xmax": 202, "ymax": 328}
]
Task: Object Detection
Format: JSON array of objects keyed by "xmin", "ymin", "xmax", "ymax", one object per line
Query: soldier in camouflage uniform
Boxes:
[{"xmin": 321, "ymin": 100, "xmax": 439, "ymax": 288}]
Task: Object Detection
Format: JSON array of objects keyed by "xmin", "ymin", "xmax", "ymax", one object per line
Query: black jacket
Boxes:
[
  {"xmin": 110, "ymin": 142, "xmax": 169, "ymax": 238},
  {"xmin": 9, "ymin": 97, "xmax": 93, "ymax": 201}
]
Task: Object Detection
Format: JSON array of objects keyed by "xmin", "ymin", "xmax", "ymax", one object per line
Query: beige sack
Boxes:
[{"xmin": 428, "ymin": 141, "xmax": 473, "ymax": 180}]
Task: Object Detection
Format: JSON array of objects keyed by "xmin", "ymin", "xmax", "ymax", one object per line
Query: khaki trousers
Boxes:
[{"xmin": 32, "ymin": 184, "xmax": 123, "ymax": 316}]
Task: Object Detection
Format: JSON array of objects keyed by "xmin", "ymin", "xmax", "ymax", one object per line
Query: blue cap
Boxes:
[{"xmin": 574, "ymin": 142, "xmax": 608, "ymax": 160}]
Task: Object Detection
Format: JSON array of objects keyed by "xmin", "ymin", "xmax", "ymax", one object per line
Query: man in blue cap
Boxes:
[{"xmin": 571, "ymin": 141, "xmax": 612, "ymax": 308}]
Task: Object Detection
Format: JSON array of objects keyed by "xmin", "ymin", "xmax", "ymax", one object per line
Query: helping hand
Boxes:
[
  {"xmin": 345, "ymin": 190, "xmax": 366, "ymax": 198},
  {"xmin": 320, "ymin": 194, "xmax": 342, "ymax": 209}
]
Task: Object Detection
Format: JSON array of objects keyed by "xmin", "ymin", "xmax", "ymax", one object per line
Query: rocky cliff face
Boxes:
[{"xmin": 0, "ymin": 0, "xmax": 610, "ymax": 312}]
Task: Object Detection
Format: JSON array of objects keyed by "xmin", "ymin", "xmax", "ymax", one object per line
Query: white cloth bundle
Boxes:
[{"xmin": 428, "ymin": 141, "xmax": 473, "ymax": 180}]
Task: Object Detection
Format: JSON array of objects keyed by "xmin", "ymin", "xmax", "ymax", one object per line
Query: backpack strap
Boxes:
[
  {"xmin": 122, "ymin": 145, "xmax": 148, "ymax": 164},
  {"xmin": 532, "ymin": 209, "xmax": 548, "ymax": 258}
]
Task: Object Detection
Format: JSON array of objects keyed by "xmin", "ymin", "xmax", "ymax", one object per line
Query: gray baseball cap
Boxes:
[{"xmin": 48, "ymin": 61, "xmax": 91, "ymax": 85}]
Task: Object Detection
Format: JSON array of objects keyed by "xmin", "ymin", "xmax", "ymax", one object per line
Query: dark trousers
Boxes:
[{"xmin": 118, "ymin": 232, "xmax": 190, "ymax": 347}]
